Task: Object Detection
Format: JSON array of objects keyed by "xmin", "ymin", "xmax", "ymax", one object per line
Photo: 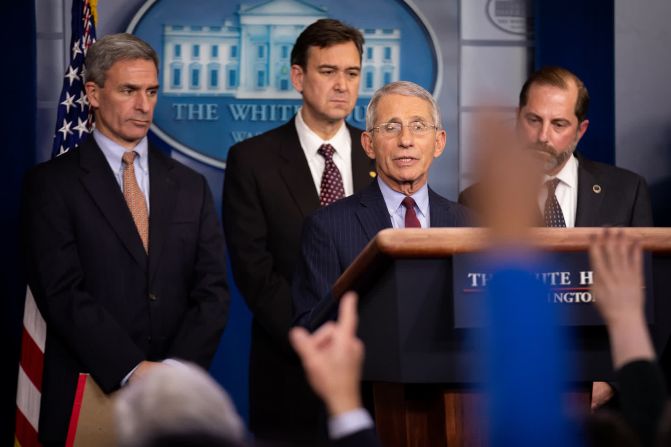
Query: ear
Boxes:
[
  {"xmin": 576, "ymin": 119, "xmax": 589, "ymax": 141},
  {"xmin": 432, "ymin": 129, "xmax": 447, "ymax": 158},
  {"xmin": 85, "ymin": 81, "xmax": 100, "ymax": 108},
  {"xmin": 290, "ymin": 65, "xmax": 304, "ymax": 94},
  {"xmin": 361, "ymin": 131, "xmax": 376, "ymax": 160}
]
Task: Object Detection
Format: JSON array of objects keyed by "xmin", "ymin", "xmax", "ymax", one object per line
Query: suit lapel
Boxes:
[
  {"xmin": 575, "ymin": 156, "xmax": 604, "ymax": 227},
  {"xmin": 277, "ymin": 119, "xmax": 321, "ymax": 217},
  {"xmin": 78, "ymin": 138, "xmax": 147, "ymax": 270},
  {"xmin": 147, "ymin": 147, "xmax": 178, "ymax": 283},
  {"xmin": 356, "ymin": 181, "xmax": 392, "ymax": 240},
  {"xmin": 348, "ymin": 124, "xmax": 375, "ymax": 192},
  {"xmin": 428, "ymin": 188, "xmax": 452, "ymax": 227}
]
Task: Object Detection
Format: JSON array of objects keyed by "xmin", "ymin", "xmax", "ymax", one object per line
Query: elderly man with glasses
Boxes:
[{"xmin": 292, "ymin": 80, "xmax": 472, "ymax": 329}]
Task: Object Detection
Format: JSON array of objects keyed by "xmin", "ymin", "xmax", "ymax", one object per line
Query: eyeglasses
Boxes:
[{"xmin": 368, "ymin": 121, "xmax": 439, "ymax": 137}]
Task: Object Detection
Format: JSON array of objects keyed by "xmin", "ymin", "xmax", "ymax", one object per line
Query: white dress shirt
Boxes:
[
  {"xmin": 378, "ymin": 177, "xmax": 430, "ymax": 228},
  {"xmin": 94, "ymin": 129, "xmax": 151, "ymax": 212},
  {"xmin": 539, "ymin": 154, "xmax": 579, "ymax": 227},
  {"xmin": 95, "ymin": 129, "xmax": 154, "ymax": 385},
  {"xmin": 295, "ymin": 107, "xmax": 354, "ymax": 196}
]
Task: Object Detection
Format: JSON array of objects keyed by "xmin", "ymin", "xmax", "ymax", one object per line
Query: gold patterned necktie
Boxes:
[{"xmin": 122, "ymin": 151, "xmax": 149, "ymax": 252}]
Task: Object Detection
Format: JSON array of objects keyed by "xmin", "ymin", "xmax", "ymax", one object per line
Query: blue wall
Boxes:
[
  {"xmin": 1, "ymin": 2, "xmax": 36, "ymax": 445},
  {"xmin": 535, "ymin": 0, "xmax": 615, "ymax": 165}
]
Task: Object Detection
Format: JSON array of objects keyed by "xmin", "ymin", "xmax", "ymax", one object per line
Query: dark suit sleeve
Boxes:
[
  {"xmin": 167, "ymin": 175, "xmax": 229, "ymax": 367},
  {"xmin": 223, "ymin": 146, "xmax": 294, "ymax": 345},
  {"xmin": 630, "ymin": 175, "xmax": 654, "ymax": 226},
  {"xmin": 615, "ymin": 360, "xmax": 666, "ymax": 447},
  {"xmin": 331, "ymin": 428, "xmax": 382, "ymax": 447},
  {"xmin": 292, "ymin": 212, "xmax": 341, "ymax": 329},
  {"xmin": 21, "ymin": 168, "xmax": 144, "ymax": 391}
]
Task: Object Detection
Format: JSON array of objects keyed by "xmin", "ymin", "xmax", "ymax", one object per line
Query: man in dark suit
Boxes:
[
  {"xmin": 459, "ymin": 66, "xmax": 652, "ymax": 228},
  {"xmin": 21, "ymin": 33, "xmax": 229, "ymax": 445},
  {"xmin": 458, "ymin": 66, "xmax": 653, "ymax": 409},
  {"xmin": 292, "ymin": 81, "xmax": 472, "ymax": 329},
  {"xmin": 222, "ymin": 19, "xmax": 373, "ymax": 444}
]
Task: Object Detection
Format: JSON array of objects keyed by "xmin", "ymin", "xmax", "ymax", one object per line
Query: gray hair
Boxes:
[
  {"xmin": 115, "ymin": 362, "xmax": 246, "ymax": 447},
  {"xmin": 85, "ymin": 33, "xmax": 159, "ymax": 86},
  {"xmin": 365, "ymin": 81, "xmax": 441, "ymax": 130}
]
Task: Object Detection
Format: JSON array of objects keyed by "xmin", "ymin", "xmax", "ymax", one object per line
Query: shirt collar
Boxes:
[
  {"xmin": 377, "ymin": 177, "xmax": 430, "ymax": 218},
  {"xmin": 545, "ymin": 153, "xmax": 578, "ymax": 189},
  {"xmin": 93, "ymin": 129, "xmax": 149, "ymax": 174},
  {"xmin": 295, "ymin": 106, "xmax": 350, "ymax": 155}
]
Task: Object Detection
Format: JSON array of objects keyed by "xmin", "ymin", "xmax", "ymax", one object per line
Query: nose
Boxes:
[
  {"xmin": 135, "ymin": 92, "xmax": 151, "ymax": 113},
  {"xmin": 398, "ymin": 124, "xmax": 414, "ymax": 147},
  {"xmin": 537, "ymin": 122, "xmax": 550, "ymax": 144},
  {"xmin": 333, "ymin": 71, "xmax": 347, "ymax": 92}
]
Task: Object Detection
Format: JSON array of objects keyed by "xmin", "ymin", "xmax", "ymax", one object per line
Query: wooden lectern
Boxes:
[{"xmin": 327, "ymin": 228, "xmax": 671, "ymax": 447}]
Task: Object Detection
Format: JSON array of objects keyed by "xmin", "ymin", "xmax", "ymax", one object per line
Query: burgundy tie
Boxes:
[
  {"xmin": 318, "ymin": 144, "xmax": 345, "ymax": 207},
  {"xmin": 543, "ymin": 178, "xmax": 566, "ymax": 227},
  {"xmin": 402, "ymin": 197, "xmax": 421, "ymax": 228}
]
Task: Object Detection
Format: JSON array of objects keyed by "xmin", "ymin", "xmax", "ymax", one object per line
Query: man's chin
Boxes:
[{"xmin": 530, "ymin": 147, "xmax": 572, "ymax": 174}]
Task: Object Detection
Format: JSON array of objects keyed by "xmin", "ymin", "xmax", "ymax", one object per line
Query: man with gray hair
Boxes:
[
  {"xmin": 292, "ymin": 81, "xmax": 472, "ymax": 328},
  {"xmin": 21, "ymin": 33, "xmax": 229, "ymax": 445},
  {"xmin": 115, "ymin": 362, "xmax": 246, "ymax": 447}
]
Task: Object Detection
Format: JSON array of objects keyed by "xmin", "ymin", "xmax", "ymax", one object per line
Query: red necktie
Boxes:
[
  {"xmin": 318, "ymin": 144, "xmax": 345, "ymax": 207},
  {"xmin": 402, "ymin": 197, "xmax": 421, "ymax": 228}
]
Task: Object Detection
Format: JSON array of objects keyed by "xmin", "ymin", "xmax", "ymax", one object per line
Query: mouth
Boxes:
[
  {"xmin": 528, "ymin": 142, "xmax": 556, "ymax": 157},
  {"xmin": 393, "ymin": 156, "xmax": 418, "ymax": 166}
]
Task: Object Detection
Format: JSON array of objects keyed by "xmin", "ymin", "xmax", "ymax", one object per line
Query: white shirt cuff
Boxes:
[
  {"xmin": 328, "ymin": 408, "xmax": 374, "ymax": 440},
  {"xmin": 121, "ymin": 364, "xmax": 140, "ymax": 387},
  {"xmin": 121, "ymin": 359, "xmax": 185, "ymax": 386}
]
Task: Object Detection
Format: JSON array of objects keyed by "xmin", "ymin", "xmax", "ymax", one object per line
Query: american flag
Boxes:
[
  {"xmin": 15, "ymin": 1, "xmax": 96, "ymax": 445},
  {"xmin": 51, "ymin": 0, "xmax": 97, "ymax": 158}
]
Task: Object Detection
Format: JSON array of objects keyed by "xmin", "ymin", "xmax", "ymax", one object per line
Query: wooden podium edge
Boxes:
[{"xmin": 332, "ymin": 227, "xmax": 671, "ymax": 299}]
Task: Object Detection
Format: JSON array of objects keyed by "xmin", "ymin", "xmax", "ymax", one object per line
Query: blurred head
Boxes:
[
  {"xmin": 517, "ymin": 66, "xmax": 590, "ymax": 175},
  {"xmin": 115, "ymin": 362, "xmax": 246, "ymax": 447},
  {"xmin": 290, "ymin": 19, "xmax": 364, "ymax": 130},
  {"xmin": 85, "ymin": 33, "xmax": 160, "ymax": 149},
  {"xmin": 362, "ymin": 81, "xmax": 445, "ymax": 195}
]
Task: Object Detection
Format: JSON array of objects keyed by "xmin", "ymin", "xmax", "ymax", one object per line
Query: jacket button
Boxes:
[{"xmin": 148, "ymin": 293, "xmax": 157, "ymax": 301}]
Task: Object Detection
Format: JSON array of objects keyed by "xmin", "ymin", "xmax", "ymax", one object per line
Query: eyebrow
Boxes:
[
  {"xmin": 385, "ymin": 115, "xmax": 428, "ymax": 123},
  {"xmin": 316, "ymin": 64, "xmax": 361, "ymax": 72},
  {"xmin": 120, "ymin": 83, "xmax": 160, "ymax": 90}
]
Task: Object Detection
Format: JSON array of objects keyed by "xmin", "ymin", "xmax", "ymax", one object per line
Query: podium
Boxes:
[{"xmin": 329, "ymin": 228, "xmax": 671, "ymax": 447}]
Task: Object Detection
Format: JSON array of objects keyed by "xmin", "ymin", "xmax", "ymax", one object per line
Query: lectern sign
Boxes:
[{"xmin": 452, "ymin": 252, "xmax": 653, "ymax": 328}]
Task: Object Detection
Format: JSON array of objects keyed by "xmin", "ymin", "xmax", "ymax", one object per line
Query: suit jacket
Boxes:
[
  {"xmin": 222, "ymin": 118, "xmax": 374, "ymax": 441},
  {"xmin": 292, "ymin": 180, "xmax": 473, "ymax": 329},
  {"xmin": 21, "ymin": 137, "xmax": 229, "ymax": 443},
  {"xmin": 458, "ymin": 154, "xmax": 654, "ymax": 226}
]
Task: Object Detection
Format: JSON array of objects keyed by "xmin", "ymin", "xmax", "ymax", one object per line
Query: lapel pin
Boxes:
[
  {"xmin": 593, "ymin": 184, "xmax": 602, "ymax": 194},
  {"xmin": 369, "ymin": 171, "xmax": 377, "ymax": 178}
]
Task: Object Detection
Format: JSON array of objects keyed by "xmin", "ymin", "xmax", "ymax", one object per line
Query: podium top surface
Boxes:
[{"xmin": 334, "ymin": 227, "xmax": 671, "ymax": 298}]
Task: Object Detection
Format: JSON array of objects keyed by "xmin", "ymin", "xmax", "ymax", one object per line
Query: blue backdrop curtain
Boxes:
[
  {"xmin": 0, "ymin": 1, "xmax": 37, "ymax": 445},
  {"xmin": 534, "ymin": 0, "xmax": 615, "ymax": 165}
]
